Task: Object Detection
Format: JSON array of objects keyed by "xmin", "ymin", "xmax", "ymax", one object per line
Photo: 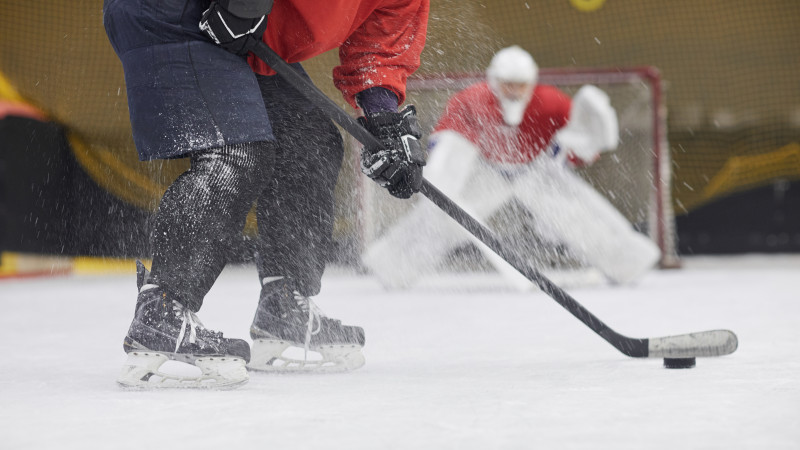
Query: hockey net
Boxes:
[{"xmin": 348, "ymin": 67, "xmax": 679, "ymax": 276}]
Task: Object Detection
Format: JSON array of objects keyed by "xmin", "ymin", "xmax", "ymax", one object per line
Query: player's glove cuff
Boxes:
[{"xmin": 200, "ymin": 0, "xmax": 270, "ymax": 56}]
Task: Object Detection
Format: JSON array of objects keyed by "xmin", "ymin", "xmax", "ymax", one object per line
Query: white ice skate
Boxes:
[
  {"xmin": 248, "ymin": 340, "xmax": 365, "ymax": 373},
  {"xmin": 117, "ymin": 262, "xmax": 251, "ymax": 389},
  {"xmin": 247, "ymin": 276, "xmax": 366, "ymax": 374},
  {"xmin": 117, "ymin": 350, "xmax": 248, "ymax": 390}
]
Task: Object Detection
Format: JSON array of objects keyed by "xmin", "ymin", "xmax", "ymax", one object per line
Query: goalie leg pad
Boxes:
[
  {"xmin": 362, "ymin": 199, "xmax": 467, "ymax": 289},
  {"xmin": 363, "ymin": 145, "xmax": 514, "ymax": 289},
  {"xmin": 117, "ymin": 352, "xmax": 249, "ymax": 390},
  {"xmin": 247, "ymin": 339, "xmax": 365, "ymax": 373},
  {"xmin": 513, "ymin": 160, "xmax": 660, "ymax": 284}
]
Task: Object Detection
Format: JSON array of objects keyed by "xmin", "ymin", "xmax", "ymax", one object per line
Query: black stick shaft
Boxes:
[
  {"xmin": 251, "ymin": 42, "xmax": 649, "ymax": 357},
  {"xmin": 418, "ymin": 181, "xmax": 647, "ymax": 356}
]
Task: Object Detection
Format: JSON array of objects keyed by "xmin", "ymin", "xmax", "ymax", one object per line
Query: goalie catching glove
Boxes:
[
  {"xmin": 554, "ymin": 84, "xmax": 619, "ymax": 163},
  {"xmin": 200, "ymin": 0, "xmax": 272, "ymax": 56},
  {"xmin": 358, "ymin": 105, "xmax": 427, "ymax": 199}
]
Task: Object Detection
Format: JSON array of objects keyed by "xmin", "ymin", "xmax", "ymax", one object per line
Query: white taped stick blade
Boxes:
[
  {"xmin": 247, "ymin": 339, "xmax": 365, "ymax": 373},
  {"xmin": 117, "ymin": 352, "xmax": 248, "ymax": 390},
  {"xmin": 648, "ymin": 330, "xmax": 739, "ymax": 358}
]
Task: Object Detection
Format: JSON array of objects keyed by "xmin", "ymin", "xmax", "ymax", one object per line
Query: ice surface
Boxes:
[{"xmin": 0, "ymin": 255, "xmax": 798, "ymax": 449}]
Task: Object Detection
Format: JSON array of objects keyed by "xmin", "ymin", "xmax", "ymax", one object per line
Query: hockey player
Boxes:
[
  {"xmin": 104, "ymin": 0, "xmax": 429, "ymax": 388},
  {"xmin": 363, "ymin": 46, "xmax": 661, "ymax": 290}
]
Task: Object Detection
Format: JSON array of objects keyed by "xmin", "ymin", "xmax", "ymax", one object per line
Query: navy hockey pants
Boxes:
[
  {"xmin": 103, "ymin": 0, "xmax": 273, "ymax": 159},
  {"xmin": 103, "ymin": 0, "xmax": 345, "ymax": 305}
]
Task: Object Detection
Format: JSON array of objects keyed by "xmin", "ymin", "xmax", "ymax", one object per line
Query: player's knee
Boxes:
[{"xmin": 192, "ymin": 141, "xmax": 275, "ymax": 189}]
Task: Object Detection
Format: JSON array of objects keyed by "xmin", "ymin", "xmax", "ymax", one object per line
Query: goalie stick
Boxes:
[{"xmin": 251, "ymin": 42, "xmax": 738, "ymax": 360}]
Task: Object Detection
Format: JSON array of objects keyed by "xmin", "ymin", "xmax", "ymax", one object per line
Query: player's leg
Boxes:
[
  {"xmin": 249, "ymin": 68, "xmax": 364, "ymax": 372},
  {"xmin": 122, "ymin": 141, "xmax": 278, "ymax": 388},
  {"xmin": 253, "ymin": 66, "xmax": 344, "ymax": 297},
  {"xmin": 514, "ymin": 159, "xmax": 660, "ymax": 284},
  {"xmin": 148, "ymin": 142, "xmax": 274, "ymax": 309},
  {"xmin": 105, "ymin": 0, "xmax": 274, "ymax": 388}
]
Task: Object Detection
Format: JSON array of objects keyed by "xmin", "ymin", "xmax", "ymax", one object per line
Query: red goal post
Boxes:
[{"xmin": 352, "ymin": 66, "xmax": 679, "ymax": 269}]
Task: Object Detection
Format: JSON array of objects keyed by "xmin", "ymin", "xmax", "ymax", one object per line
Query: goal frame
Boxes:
[{"xmin": 354, "ymin": 66, "xmax": 678, "ymax": 269}]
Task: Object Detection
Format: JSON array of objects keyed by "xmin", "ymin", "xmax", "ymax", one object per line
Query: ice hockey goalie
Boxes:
[{"xmin": 362, "ymin": 46, "xmax": 661, "ymax": 289}]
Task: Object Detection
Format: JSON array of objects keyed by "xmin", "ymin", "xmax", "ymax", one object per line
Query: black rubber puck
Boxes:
[{"xmin": 663, "ymin": 357, "xmax": 696, "ymax": 369}]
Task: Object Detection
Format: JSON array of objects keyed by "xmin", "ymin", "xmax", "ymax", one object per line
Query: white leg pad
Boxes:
[
  {"xmin": 362, "ymin": 200, "xmax": 467, "ymax": 289},
  {"xmin": 363, "ymin": 135, "xmax": 515, "ymax": 289},
  {"xmin": 513, "ymin": 160, "xmax": 661, "ymax": 284}
]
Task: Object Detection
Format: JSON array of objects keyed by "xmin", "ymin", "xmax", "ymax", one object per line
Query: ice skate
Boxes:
[
  {"xmin": 117, "ymin": 262, "xmax": 250, "ymax": 389},
  {"xmin": 248, "ymin": 276, "xmax": 365, "ymax": 373}
]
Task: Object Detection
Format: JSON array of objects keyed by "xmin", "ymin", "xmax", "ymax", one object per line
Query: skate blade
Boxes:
[
  {"xmin": 247, "ymin": 339, "xmax": 365, "ymax": 374},
  {"xmin": 117, "ymin": 352, "xmax": 249, "ymax": 390}
]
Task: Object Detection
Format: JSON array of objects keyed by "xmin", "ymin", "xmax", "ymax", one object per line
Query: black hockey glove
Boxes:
[
  {"xmin": 200, "ymin": 0, "xmax": 272, "ymax": 56},
  {"xmin": 358, "ymin": 105, "xmax": 427, "ymax": 199}
]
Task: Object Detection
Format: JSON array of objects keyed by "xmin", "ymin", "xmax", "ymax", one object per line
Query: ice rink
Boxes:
[{"xmin": 1, "ymin": 255, "xmax": 798, "ymax": 449}]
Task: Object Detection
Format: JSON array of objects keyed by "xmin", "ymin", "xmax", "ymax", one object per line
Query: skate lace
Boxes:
[
  {"xmin": 293, "ymin": 291, "xmax": 323, "ymax": 360},
  {"xmin": 172, "ymin": 301, "xmax": 206, "ymax": 353}
]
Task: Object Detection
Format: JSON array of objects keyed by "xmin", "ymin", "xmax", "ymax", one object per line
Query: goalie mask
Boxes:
[{"xmin": 486, "ymin": 46, "xmax": 538, "ymax": 126}]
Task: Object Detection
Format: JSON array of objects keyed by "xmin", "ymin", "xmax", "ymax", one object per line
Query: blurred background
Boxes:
[{"xmin": 1, "ymin": 0, "xmax": 798, "ymax": 276}]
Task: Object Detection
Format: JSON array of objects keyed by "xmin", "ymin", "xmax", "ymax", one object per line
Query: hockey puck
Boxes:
[{"xmin": 663, "ymin": 357, "xmax": 696, "ymax": 369}]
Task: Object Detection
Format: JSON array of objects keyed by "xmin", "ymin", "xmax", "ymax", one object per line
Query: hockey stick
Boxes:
[{"xmin": 251, "ymin": 42, "xmax": 737, "ymax": 359}]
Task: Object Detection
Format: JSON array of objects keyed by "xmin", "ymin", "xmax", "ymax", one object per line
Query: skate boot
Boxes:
[
  {"xmin": 248, "ymin": 276, "xmax": 365, "ymax": 373},
  {"xmin": 117, "ymin": 261, "xmax": 250, "ymax": 389}
]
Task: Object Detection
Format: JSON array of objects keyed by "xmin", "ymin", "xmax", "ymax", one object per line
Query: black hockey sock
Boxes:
[
  {"xmin": 253, "ymin": 115, "xmax": 344, "ymax": 297},
  {"xmin": 149, "ymin": 141, "xmax": 275, "ymax": 311}
]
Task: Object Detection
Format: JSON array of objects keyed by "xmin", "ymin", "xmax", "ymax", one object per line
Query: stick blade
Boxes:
[{"xmin": 647, "ymin": 329, "xmax": 738, "ymax": 358}]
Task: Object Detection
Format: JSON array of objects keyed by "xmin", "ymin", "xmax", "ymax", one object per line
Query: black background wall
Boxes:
[
  {"xmin": 677, "ymin": 180, "xmax": 800, "ymax": 255},
  {"xmin": 2, "ymin": 114, "xmax": 798, "ymax": 260},
  {"xmin": 0, "ymin": 115, "xmax": 151, "ymax": 257}
]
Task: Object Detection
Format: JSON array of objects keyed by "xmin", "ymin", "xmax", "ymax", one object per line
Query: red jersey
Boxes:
[
  {"xmin": 248, "ymin": 0, "xmax": 429, "ymax": 109},
  {"xmin": 434, "ymin": 82, "xmax": 572, "ymax": 164}
]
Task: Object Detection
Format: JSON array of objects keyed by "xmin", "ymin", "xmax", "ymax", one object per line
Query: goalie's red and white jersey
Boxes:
[{"xmin": 434, "ymin": 82, "xmax": 573, "ymax": 164}]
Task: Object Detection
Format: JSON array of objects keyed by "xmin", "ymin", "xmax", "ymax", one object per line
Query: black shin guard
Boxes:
[{"xmin": 150, "ymin": 142, "xmax": 275, "ymax": 310}]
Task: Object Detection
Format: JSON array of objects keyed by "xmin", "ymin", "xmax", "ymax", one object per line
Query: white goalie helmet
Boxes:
[{"xmin": 486, "ymin": 45, "xmax": 539, "ymax": 126}]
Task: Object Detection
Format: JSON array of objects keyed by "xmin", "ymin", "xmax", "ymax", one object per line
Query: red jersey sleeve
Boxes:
[{"xmin": 333, "ymin": 0, "xmax": 430, "ymax": 109}]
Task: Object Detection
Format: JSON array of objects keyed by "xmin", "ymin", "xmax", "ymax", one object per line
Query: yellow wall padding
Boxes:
[
  {"xmin": 0, "ymin": 71, "xmax": 24, "ymax": 102},
  {"xmin": 699, "ymin": 143, "xmax": 800, "ymax": 209}
]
